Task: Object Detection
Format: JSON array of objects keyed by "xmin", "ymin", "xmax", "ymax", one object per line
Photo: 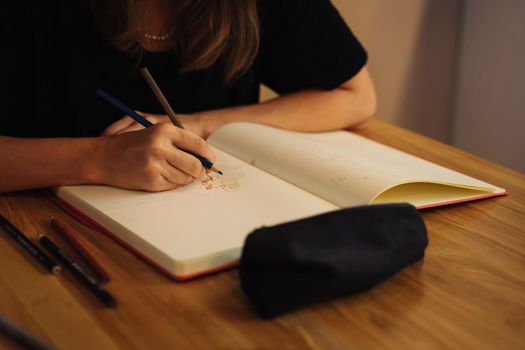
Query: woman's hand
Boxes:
[
  {"xmin": 97, "ymin": 123, "xmax": 216, "ymax": 192},
  {"xmin": 102, "ymin": 112, "xmax": 212, "ymax": 139}
]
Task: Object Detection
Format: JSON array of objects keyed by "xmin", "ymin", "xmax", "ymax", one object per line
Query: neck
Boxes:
[{"xmin": 139, "ymin": 1, "xmax": 174, "ymax": 52}]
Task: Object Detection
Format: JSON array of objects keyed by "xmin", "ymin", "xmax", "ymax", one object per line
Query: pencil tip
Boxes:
[{"xmin": 218, "ymin": 171, "xmax": 224, "ymax": 175}]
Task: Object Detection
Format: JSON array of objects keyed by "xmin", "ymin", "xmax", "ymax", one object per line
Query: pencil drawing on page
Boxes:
[{"xmin": 199, "ymin": 173, "xmax": 240, "ymax": 192}]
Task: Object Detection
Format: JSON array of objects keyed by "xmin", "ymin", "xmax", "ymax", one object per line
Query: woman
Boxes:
[{"xmin": 0, "ymin": 0, "xmax": 376, "ymax": 193}]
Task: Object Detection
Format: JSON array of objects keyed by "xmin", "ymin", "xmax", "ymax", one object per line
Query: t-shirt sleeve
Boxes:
[{"xmin": 259, "ymin": 0, "xmax": 368, "ymax": 94}]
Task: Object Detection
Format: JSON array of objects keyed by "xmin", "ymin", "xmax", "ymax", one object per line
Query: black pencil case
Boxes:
[{"xmin": 239, "ymin": 203, "xmax": 428, "ymax": 319}]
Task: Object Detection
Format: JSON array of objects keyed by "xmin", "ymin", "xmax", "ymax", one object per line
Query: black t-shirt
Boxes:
[{"xmin": 0, "ymin": 0, "xmax": 367, "ymax": 138}]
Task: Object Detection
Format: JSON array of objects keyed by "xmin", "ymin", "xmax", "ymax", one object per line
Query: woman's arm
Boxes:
[
  {"xmin": 194, "ymin": 66, "xmax": 377, "ymax": 138},
  {"xmin": 104, "ymin": 66, "xmax": 377, "ymax": 139},
  {"xmin": 0, "ymin": 124, "xmax": 215, "ymax": 193},
  {"xmin": 0, "ymin": 135, "xmax": 99, "ymax": 193}
]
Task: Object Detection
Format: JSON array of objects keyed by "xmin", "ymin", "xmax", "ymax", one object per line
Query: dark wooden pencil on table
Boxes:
[
  {"xmin": 0, "ymin": 213, "xmax": 61, "ymax": 274},
  {"xmin": 0, "ymin": 315, "xmax": 56, "ymax": 350},
  {"xmin": 50, "ymin": 216, "xmax": 110, "ymax": 283},
  {"xmin": 38, "ymin": 234, "xmax": 117, "ymax": 308}
]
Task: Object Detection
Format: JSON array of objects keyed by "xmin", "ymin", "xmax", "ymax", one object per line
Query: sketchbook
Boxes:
[{"xmin": 54, "ymin": 123, "xmax": 506, "ymax": 280}]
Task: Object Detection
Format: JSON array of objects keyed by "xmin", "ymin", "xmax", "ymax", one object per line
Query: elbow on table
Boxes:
[
  {"xmin": 339, "ymin": 66, "xmax": 377, "ymax": 130},
  {"xmin": 344, "ymin": 88, "xmax": 377, "ymax": 131},
  {"xmin": 355, "ymin": 92, "xmax": 377, "ymax": 130}
]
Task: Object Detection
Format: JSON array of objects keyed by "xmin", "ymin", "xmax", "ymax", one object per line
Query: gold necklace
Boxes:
[{"xmin": 139, "ymin": 27, "xmax": 175, "ymax": 41}]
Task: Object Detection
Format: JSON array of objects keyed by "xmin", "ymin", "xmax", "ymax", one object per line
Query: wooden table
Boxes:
[{"xmin": 1, "ymin": 120, "xmax": 524, "ymax": 349}]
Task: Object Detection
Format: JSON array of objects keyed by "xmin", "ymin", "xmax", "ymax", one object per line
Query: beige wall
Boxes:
[
  {"xmin": 335, "ymin": 0, "xmax": 461, "ymax": 142},
  {"xmin": 452, "ymin": 0, "xmax": 525, "ymax": 173}
]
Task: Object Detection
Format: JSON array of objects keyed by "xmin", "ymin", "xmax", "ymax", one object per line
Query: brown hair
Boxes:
[{"xmin": 92, "ymin": 0, "xmax": 260, "ymax": 83}]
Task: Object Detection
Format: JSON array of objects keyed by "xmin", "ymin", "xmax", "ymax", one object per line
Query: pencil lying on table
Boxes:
[
  {"xmin": 96, "ymin": 88, "xmax": 222, "ymax": 175},
  {"xmin": 38, "ymin": 234, "xmax": 117, "ymax": 308},
  {"xmin": 0, "ymin": 315, "xmax": 55, "ymax": 350},
  {"xmin": 0, "ymin": 213, "xmax": 61, "ymax": 275},
  {"xmin": 50, "ymin": 216, "xmax": 110, "ymax": 283}
]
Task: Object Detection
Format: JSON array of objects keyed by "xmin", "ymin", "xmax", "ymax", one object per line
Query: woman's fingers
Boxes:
[
  {"xmin": 152, "ymin": 124, "xmax": 213, "ymax": 178},
  {"xmin": 101, "ymin": 113, "xmax": 170, "ymax": 136},
  {"xmin": 165, "ymin": 149, "xmax": 207, "ymax": 180},
  {"xmin": 161, "ymin": 159, "xmax": 198, "ymax": 185},
  {"xmin": 101, "ymin": 116, "xmax": 136, "ymax": 136},
  {"xmin": 167, "ymin": 126, "xmax": 217, "ymax": 165},
  {"xmin": 114, "ymin": 123, "xmax": 144, "ymax": 135},
  {"xmin": 98, "ymin": 122, "xmax": 215, "ymax": 192}
]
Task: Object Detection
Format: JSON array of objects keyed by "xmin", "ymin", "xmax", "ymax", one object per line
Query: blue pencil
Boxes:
[
  {"xmin": 97, "ymin": 89, "xmax": 153, "ymax": 128},
  {"xmin": 96, "ymin": 89, "xmax": 221, "ymax": 174}
]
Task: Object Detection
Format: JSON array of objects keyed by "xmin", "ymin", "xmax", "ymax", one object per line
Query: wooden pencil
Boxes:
[
  {"xmin": 139, "ymin": 67, "xmax": 184, "ymax": 128},
  {"xmin": 50, "ymin": 216, "xmax": 110, "ymax": 283},
  {"xmin": 138, "ymin": 67, "xmax": 223, "ymax": 175}
]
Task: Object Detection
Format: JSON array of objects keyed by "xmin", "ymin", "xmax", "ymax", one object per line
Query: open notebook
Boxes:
[{"xmin": 55, "ymin": 123, "xmax": 506, "ymax": 280}]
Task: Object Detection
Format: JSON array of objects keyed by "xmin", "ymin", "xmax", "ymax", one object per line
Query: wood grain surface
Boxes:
[{"xmin": 1, "ymin": 119, "xmax": 524, "ymax": 350}]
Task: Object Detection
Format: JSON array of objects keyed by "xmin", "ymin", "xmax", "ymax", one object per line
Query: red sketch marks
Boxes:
[
  {"xmin": 200, "ymin": 174, "xmax": 240, "ymax": 192},
  {"xmin": 203, "ymin": 180, "xmax": 214, "ymax": 190}
]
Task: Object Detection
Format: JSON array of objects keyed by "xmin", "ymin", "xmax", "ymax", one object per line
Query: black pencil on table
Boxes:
[
  {"xmin": 38, "ymin": 235, "xmax": 117, "ymax": 308},
  {"xmin": 0, "ymin": 314, "xmax": 56, "ymax": 350},
  {"xmin": 0, "ymin": 213, "xmax": 61, "ymax": 274}
]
